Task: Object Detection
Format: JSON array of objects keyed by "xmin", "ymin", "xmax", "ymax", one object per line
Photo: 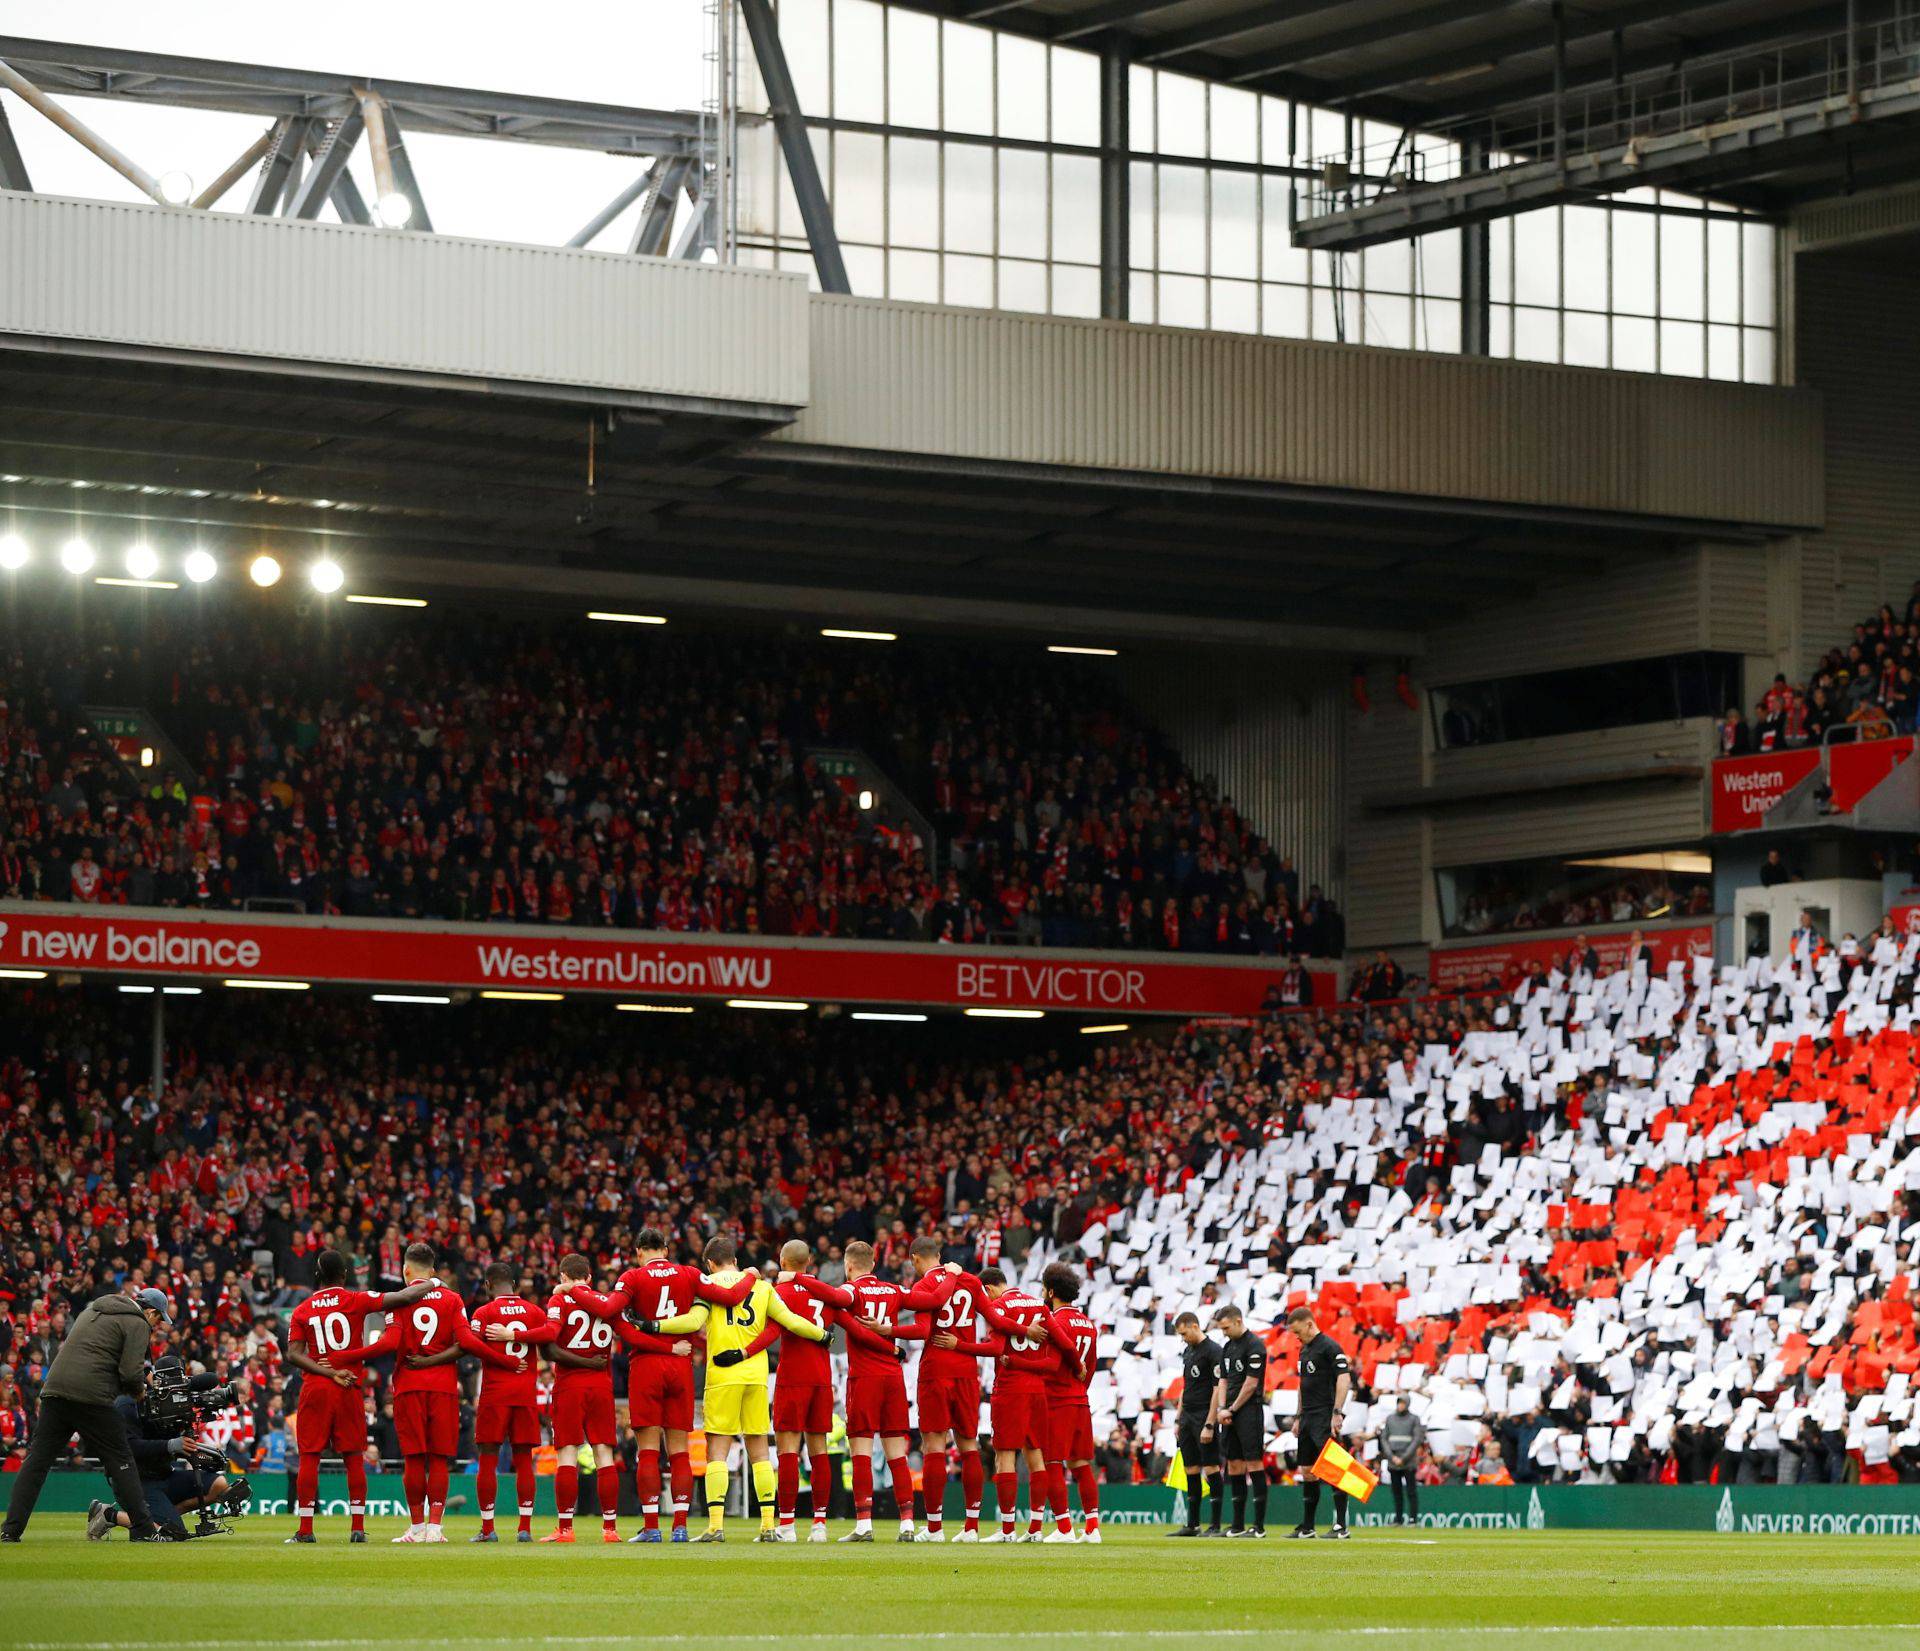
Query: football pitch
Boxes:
[{"xmin": 1, "ymin": 1524, "xmax": 1916, "ymax": 1650}]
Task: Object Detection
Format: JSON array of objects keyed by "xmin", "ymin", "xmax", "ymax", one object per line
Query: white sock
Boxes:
[{"xmin": 854, "ymin": 1516, "xmax": 872, "ymax": 1533}]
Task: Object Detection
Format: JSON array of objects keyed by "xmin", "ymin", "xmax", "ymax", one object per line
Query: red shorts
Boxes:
[
  {"xmin": 294, "ymin": 1379, "xmax": 367, "ymax": 1455},
  {"xmin": 475, "ymin": 1398, "xmax": 541, "ymax": 1448},
  {"xmin": 626, "ymin": 1357, "xmax": 695, "ymax": 1433},
  {"xmin": 846, "ymin": 1369, "xmax": 911, "ymax": 1438},
  {"xmin": 551, "ymin": 1380, "xmax": 617, "ymax": 1448},
  {"xmin": 989, "ymin": 1385, "xmax": 1047, "ymax": 1454},
  {"xmin": 772, "ymin": 1379, "xmax": 834, "ymax": 1436},
  {"xmin": 918, "ymin": 1366, "xmax": 982, "ymax": 1437},
  {"xmin": 1047, "ymin": 1402, "xmax": 1095, "ymax": 1463},
  {"xmin": 393, "ymin": 1390, "xmax": 459, "ymax": 1458}
]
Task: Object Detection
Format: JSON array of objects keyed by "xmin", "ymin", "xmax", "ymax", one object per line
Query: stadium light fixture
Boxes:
[
  {"xmin": 0, "ymin": 534, "xmax": 27, "ymax": 571},
  {"xmin": 95, "ymin": 577, "xmax": 179, "ymax": 591},
  {"xmin": 308, "ymin": 558, "xmax": 345, "ymax": 594},
  {"xmin": 587, "ymin": 610, "xmax": 667, "ymax": 625},
  {"xmin": 155, "ymin": 170, "xmax": 195, "ymax": 206},
  {"xmin": 0, "ymin": 968, "xmax": 49, "ymax": 980},
  {"xmin": 224, "ymin": 977, "xmax": 310, "ymax": 990},
  {"xmin": 124, "ymin": 543, "xmax": 159, "ymax": 580},
  {"xmin": 372, "ymin": 992, "xmax": 451, "ymax": 1005},
  {"xmin": 248, "ymin": 554, "xmax": 282, "ymax": 588},
  {"xmin": 346, "ymin": 594, "xmax": 427, "ymax": 608},
  {"xmin": 162, "ymin": 986, "xmax": 202, "ymax": 995},
  {"xmin": 1048, "ymin": 645, "xmax": 1119, "ymax": 657},
  {"xmin": 139, "ymin": 747, "xmax": 155, "ymax": 768},
  {"xmin": 851, "ymin": 1011, "xmax": 929, "ymax": 1022},
  {"xmin": 857, "ymin": 789, "xmax": 876, "ymax": 811},
  {"xmin": 374, "ymin": 191, "xmax": 414, "ymax": 229},
  {"xmin": 183, "ymin": 549, "xmax": 218, "ymax": 584},
  {"xmin": 60, "ymin": 537, "xmax": 95, "ymax": 575},
  {"xmin": 617, "ymin": 1001, "xmax": 695, "ymax": 1014},
  {"xmin": 821, "ymin": 628, "xmax": 896, "ymax": 642},
  {"xmin": 118, "ymin": 984, "xmax": 156, "ymax": 994},
  {"xmin": 727, "ymin": 998, "xmax": 809, "ymax": 1012},
  {"xmin": 1080, "ymin": 1023, "xmax": 1131, "ymax": 1035},
  {"xmin": 964, "ymin": 1007, "xmax": 1044, "ymax": 1019},
  {"xmin": 480, "ymin": 989, "xmax": 565, "ymax": 1002}
]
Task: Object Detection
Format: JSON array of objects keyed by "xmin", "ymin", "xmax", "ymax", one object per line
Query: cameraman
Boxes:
[
  {"xmin": 86, "ymin": 1358, "xmax": 234, "ymax": 1541},
  {"xmin": 1, "ymin": 1287, "xmax": 170, "ymax": 1543}
]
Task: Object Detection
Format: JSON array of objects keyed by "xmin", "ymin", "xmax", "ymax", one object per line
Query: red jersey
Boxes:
[
  {"xmin": 801, "ymin": 1270, "xmax": 955, "ymax": 1378},
  {"xmin": 470, "ymin": 1294, "xmax": 554, "ymax": 1406},
  {"xmin": 544, "ymin": 1290, "xmax": 617, "ymax": 1391},
  {"xmin": 570, "ymin": 1259, "xmax": 752, "ymax": 1359},
  {"xmin": 1042, "ymin": 1305, "xmax": 1098, "ymax": 1404},
  {"xmin": 344, "ymin": 1284, "xmax": 497, "ymax": 1395},
  {"xmin": 982, "ymin": 1288, "xmax": 1051, "ymax": 1394},
  {"xmin": 288, "ymin": 1286, "xmax": 386, "ymax": 1392},
  {"xmin": 772, "ymin": 1278, "xmax": 836, "ymax": 1386},
  {"xmin": 916, "ymin": 1271, "xmax": 992, "ymax": 1379}
]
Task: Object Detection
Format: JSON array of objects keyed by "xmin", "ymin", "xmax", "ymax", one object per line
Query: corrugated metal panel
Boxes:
[
  {"xmin": 1699, "ymin": 544, "xmax": 1772, "ymax": 656},
  {"xmin": 780, "ymin": 295, "xmax": 1825, "ymax": 527},
  {"xmin": 1794, "ymin": 183, "xmax": 1920, "ymax": 253},
  {"xmin": 1427, "ymin": 720, "xmax": 1715, "ymax": 865},
  {"xmin": 1343, "ymin": 668, "xmax": 1428, "ymax": 948},
  {"xmin": 1421, "ymin": 554, "xmax": 1707, "ymax": 684},
  {"xmin": 0, "ymin": 193, "xmax": 809, "ymax": 409},
  {"xmin": 1120, "ymin": 658, "xmax": 1346, "ymax": 900}
]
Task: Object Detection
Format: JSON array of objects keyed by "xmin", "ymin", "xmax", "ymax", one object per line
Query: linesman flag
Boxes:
[{"xmin": 1309, "ymin": 1439, "xmax": 1378, "ymax": 1503}]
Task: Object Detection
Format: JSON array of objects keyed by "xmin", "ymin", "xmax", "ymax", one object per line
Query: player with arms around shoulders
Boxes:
[
  {"xmin": 564, "ymin": 1226, "xmax": 753, "ymax": 1542},
  {"xmin": 1210, "ymin": 1304, "xmax": 1271, "ymax": 1539},
  {"xmin": 902, "ymin": 1234, "xmax": 993, "ymax": 1542},
  {"xmin": 283, "ymin": 1249, "xmax": 430, "ymax": 1544},
  {"xmin": 467, "ymin": 1261, "xmax": 560, "ymax": 1543},
  {"xmin": 1035, "ymin": 1260, "xmax": 1102, "ymax": 1544},
  {"xmin": 1286, "ymin": 1304, "xmax": 1354, "ymax": 1540},
  {"xmin": 539, "ymin": 1253, "xmax": 633, "ymax": 1543},
  {"xmin": 769, "ymin": 1239, "xmax": 841, "ymax": 1543},
  {"xmin": 976, "ymin": 1266, "xmax": 1056, "ymax": 1542}
]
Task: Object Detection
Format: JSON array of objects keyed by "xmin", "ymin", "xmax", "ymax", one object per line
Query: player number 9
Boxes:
[{"xmin": 412, "ymin": 1305, "xmax": 439, "ymax": 1339}]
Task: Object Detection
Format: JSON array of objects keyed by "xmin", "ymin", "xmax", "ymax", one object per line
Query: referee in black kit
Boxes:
[
  {"xmin": 1286, "ymin": 1304, "xmax": 1353, "ymax": 1540},
  {"xmin": 1169, "ymin": 1311, "xmax": 1224, "ymax": 1536},
  {"xmin": 1209, "ymin": 1305, "xmax": 1269, "ymax": 1538}
]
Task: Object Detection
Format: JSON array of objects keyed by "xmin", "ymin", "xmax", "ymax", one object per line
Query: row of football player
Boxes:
[{"xmin": 283, "ymin": 1228, "xmax": 1120, "ymax": 1545}]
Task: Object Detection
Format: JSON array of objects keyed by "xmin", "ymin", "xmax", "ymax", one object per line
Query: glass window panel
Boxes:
[
  {"xmin": 1564, "ymin": 309, "xmax": 1608, "ymax": 368},
  {"xmin": 1211, "ymin": 87, "xmax": 1258, "ymax": 163},
  {"xmin": 1418, "ymin": 228, "xmax": 1461, "ymax": 299},
  {"xmin": 1611, "ymin": 209, "xmax": 1656, "ymax": 315},
  {"xmin": 842, "ymin": 242, "xmax": 885, "ymax": 297},
  {"xmin": 1613, "ymin": 314, "xmax": 1656, "ymax": 372},
  {"xmin": 1262, "ymin": 283, "xmax": 1309, "ymax": 339},
  {"xmin": 1210, "ymin": 170, "xmax": 1257, "ymax": 279},
  {"xmin": 1312, "ymin": 284, "xmax": 1359, "ymax": 344},
  {"xmin": 734, "ymin": 121, "xmax": 782, "ymax": 240},
  {"xmin": 943, "ymin": 252, "xmax": 994, "ymax": 308},
  {"xmin": 942, "ymin": 23, "xmax": 995, "ymax": 136},
  {"xmin": 1052, "ymin": 262, "xmax": 1100, "ymax": 317},
  {"xmin": 1050, "ymin": 46, "xmax": 1100, "ymax": 149},
  {"xmin": 1490, "ymin": 217, "xmax": 1513, "ymax": 303},
  {"xmin": 887, "ymin": 9, "xmax": 940, "ymax": 126},
  {"xmin": 997, "ymin": 34, "xmax": 1049, "ymax": 143},
  {"xmin": 1309, "ymin": 108, "xmax": 1347, "ymax": 163},
  {"xmin": 1129, "ymin": 65, "xmax": 1156, "ymax": 149},
  {"xmin": 1050, "ymin": 153, "xmax": 1100, "ymax": 266},
  {"xmin": 784, "ymin": 0, "xmax": 831, "ymax": 117},
  {"xmin": 1743, "ymin": 221, "xmax": 1776, "ymax": 329},
  {"xmin": 1743, "ymin": 327, "xmax": 1776, "ymax": 384},
  {"xmin": 1707, "ymin": 323, "xmax": 1741, "ymax": 381},
  {"xmin": 1706, "ymin": 218, "xmax": 1740, "ymax": 323},
  {"xmin": 1418, "ymin": 297, "xmax": 1461, "ymax": 354},
  {"xmin": 1365, "ymin": 236, "xmax": 1412, "ymax": 295},
  {"xmin": 1261, "ymin": 176, "xmax": 1310, "ymax": 284},
  {"xmin": 1659, "ymin": 212, "xmax": 1704, "ymax": 320},
  {"xmin": 998, "ymin": 147, "xmax": 1048, "ymax": 259},
  {"xmin": 831, "ymin": 131, "xmax": 885, "ymax": 245},
  {"xmin": 1366, "ymin": 292, "xmax": 1412, "ymax": 350},
  {"xmin": 1513, "ymin": 208, "xmax": 1559, "ymax": 307},
  {"xmin": 999, "ymin": 257, "xmax": 1048, "ymax": 314},
  {"xmin": 888, "ymin": 248, "xmax": 940, "ymax": 304},
  {"xmin": 887, "ymin": 138, "xmax": 940, "ymax": 250},
  {"xmin": 832, "ymin": 0, "xmax": 886, "ymax": 124},
  {"xmin": 1160, "ymin": 272, "xmax": 1207, "ymax": 328},
  {"xmin": 1211, "ymin": 277, "xmax": 1257, "ymax": 335},
  {"xmin": 1157, "ymin": 164, "xmax": 1208, "ymax": 275},
  {"xmin": 1129, "ymin": 160, "xmax": 1156, "ymax": 269},
  {"xmin": 1514, "ymin": 305, "xmax": 1558, "ymax": 363},
  {"xmin": 1130, "ymin": 270, "xmax": 1156, "ymax": 323},
  {"xmin": 1489, "ymin": 303, "xmax": 1512, "ymax": 357},
  {"xmin": 1563, "ymin": 207, "xmax": 1608, "ymax": 311},
  {"xmin": 1661, "ymin": 319, "xmax": 1704, "ymax": 376},
  {"xmin": 942, "ymin": 143, "xmax": 995, "ymax": 254},
  {"xmin": 1157, "ymin": 72, "xmax": 1207, "ymax": 159},
  {"xmin": 1260, "ymin": 96, "xmax": 1292, "ymax": 166}
]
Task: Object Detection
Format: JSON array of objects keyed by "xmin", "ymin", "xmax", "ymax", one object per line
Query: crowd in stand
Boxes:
[
  {"xmin": 1448, "ymin": 871, "xmax": 1713, "ymax": 941},
  {"xmin": 0, "ymin": 605, "xmax": 1338, "ymax": 956}
]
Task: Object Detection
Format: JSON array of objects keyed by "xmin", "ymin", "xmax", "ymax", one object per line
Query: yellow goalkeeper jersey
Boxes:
[{"xmin": 659, "ymin": 1268, "xmax": 823, "ymax": 1387}]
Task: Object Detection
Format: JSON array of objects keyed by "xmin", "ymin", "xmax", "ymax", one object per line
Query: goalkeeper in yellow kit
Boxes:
[{"xmin": 657, "ymin": 1233, "xmax": 827, "ymax": 1541}]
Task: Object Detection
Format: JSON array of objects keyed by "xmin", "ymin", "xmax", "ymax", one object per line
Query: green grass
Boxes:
[{"xmin": 3, "ymin": 1521, "xmax": 1918, "ymax": 1649}]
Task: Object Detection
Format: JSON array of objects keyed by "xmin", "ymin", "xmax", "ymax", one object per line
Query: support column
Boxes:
[
  {"xmin": 1100, "ymin": 37, "xmax": 1130, "ymax": 321},
  {"xmin": 1460, "ymin": 138, "xmax": 1490, "ymax": 356},
  {"xmin": 150, "ymin": 994, "xmax": 165, "ymax": 1106},
  {"xmin": 739, "ymin": 0, "xmax": 850, "ymax": 293}
]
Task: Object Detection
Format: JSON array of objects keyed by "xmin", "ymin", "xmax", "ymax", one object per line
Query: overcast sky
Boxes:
[{"xmin": 2, "ymin": 0, "xmax": 710, "ymax": 246}]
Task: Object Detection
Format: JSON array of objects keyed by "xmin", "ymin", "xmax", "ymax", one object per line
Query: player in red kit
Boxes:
[
  {"xmin": 795, "ymin": 1238, "xmax": 956, "ymax": 1542},
  {"xmin": 978, "ymin": 1266, "xmax": 1056, "ymax": 1541},
  {"xmin": 283, "ymin": 1249, "xmax": 429, "ymax": 1544},
  {"xmin": 770, "ymin": 1239, "xmax": 839, "ymax": 1543},
  {"xmin": 1035, "ymin": 1260, "xmax": 1102, "ymax": 1544},
  {"xmin": 541, "ymin": 1253, "xmax": 625, "ymax": 1543},
  {"xmin": 468, "ymin": 1261, "xmax": 559, "ymax": 1543},
  {"xmin": 902, "ymin": 1235, "xmax": 992, "ymax": 1541},
  {"xmin": 333, "ymin": 1242, "xmax": 514, "ymax": 1544},
  {"xmin": 563, "ymin": 1225, "xmax": 753, "ymax": 1542}
]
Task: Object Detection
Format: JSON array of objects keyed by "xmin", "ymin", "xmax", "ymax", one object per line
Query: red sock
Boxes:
[
  {"xmin": 852, "ymin": 1453, "xmax": 874, "ymax": 1520},
  {"xmin": 887, "ymin": 1453, "xmax": 915, "ymax": 1522},
  {"xmin": 669, "ymin": 1452, "xmax": 692, "ymax": 1529},
  {"xmin": 555, "ymin": 1462, "xmax": 578, "ymax": 1527},
  {"xmin": 960, "ymin": 1449, "xmax": 985, "ymax": 1531},
  {"xmin": 514, "ymin": 1449, "xmax": 536, "ymax": 1534},
  {"xmin": 996, "ymin": 1470, "xmax": 1018, "ymax": 1535},
  {"xmin": 1049, "ymin": 1461, "xmax": 1071, "ymax": 1533},
  {"xmin": 1075, "ymin": 1464, "xmax": 1101, "ymax": 1532},
  {"xmin": 638, "ymin": 1452, "xmax": 662, "ymax": 1532},
  {"xmin": 344, "ymin": 1454, "xmax": 368, "ymax": 1534},
  {"xmin": 921, "ymin": 1449, "xmax": 947, "ymax": 1532},
  {"xmin": 777, "ymin": 1451, "xmax": 800, "ymax": 1527},
  {"xmin": 426, "ymin": 1456, "xmax": 449, "ymax": 1525},
  {"xmin": 476, "ymin": 1452, "xmax": 498, "ymax": 1533},
  {"xmin": 809, "ymin": 1452, "xmax": 833, "ymax": 1524},
  {"xmin": 294, "ymin": 1453, "xmax": 318, "ymax": 1538},
  {"xmin": 402, "ymin": 1456, "xmax": 427, "ymax": 1527},
  {"xmin": 598, "ymin": 1465, "xmax": 620, "ymax": 1530}
]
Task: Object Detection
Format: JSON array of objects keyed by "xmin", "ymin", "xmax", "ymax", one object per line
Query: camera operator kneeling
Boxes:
[{"xmin": 87, "ymin": 1361, "xmax": 235, "ymax": 1542}]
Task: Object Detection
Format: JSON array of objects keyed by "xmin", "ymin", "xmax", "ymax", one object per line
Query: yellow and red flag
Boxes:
[{"xmin": 1309, "ymin": 1439, "xmax": 1378, "ymax": 1503}]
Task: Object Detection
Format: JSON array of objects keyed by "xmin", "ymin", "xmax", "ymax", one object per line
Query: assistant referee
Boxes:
[{"xmin": 1286, "ymin": 1305, "xmax": 1353, "ymax": 1540}]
